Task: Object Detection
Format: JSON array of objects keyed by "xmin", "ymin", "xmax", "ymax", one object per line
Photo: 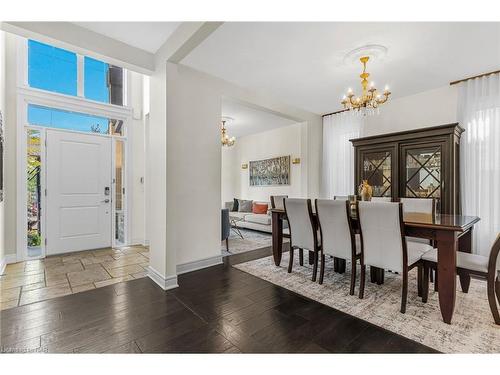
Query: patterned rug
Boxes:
[
  {"xmin": 221, "ymin": 229, "xmax": 288, "ymax": 256},
  {"xmin": 234, "ymin": 252, "xmax": 500, "ymax": 353}
]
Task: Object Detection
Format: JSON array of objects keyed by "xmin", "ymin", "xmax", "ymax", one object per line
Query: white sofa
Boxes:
[{"xmin": 224, "ymin": 201, "xmax": 289, "ymax": 234}]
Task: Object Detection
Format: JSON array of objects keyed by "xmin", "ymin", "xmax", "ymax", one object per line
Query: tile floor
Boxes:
[{"xmin": 0, "ymin": 245, "xmax": 149, "ymax": 310}]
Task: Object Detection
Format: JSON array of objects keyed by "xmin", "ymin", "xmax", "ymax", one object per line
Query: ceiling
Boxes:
[
  {"xmin": 74, "ymin": 22, "xmax": 180, "ymax": 53},
  {"xmin": 182, "ymin": 22, "xmax": 500, "ymax": 114},
  {"xmin": 222, "ymin": 98, "xmax": 297, "ymax": 138}
]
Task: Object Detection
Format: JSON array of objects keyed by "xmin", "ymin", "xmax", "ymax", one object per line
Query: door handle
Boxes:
[{"xmin": 101, "ymin": 199, "xmax": 110, "ymax": 204}]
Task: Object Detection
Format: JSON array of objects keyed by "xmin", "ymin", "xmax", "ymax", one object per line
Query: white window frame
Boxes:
[{"xmin": 16, "ymin": 38, "xmax": 134, "ymax": 261}]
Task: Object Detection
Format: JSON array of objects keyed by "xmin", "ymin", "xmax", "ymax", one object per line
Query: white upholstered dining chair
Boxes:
[
  {"xmin": 283, "ymin": 198, "xmax": 320, "ymax": 281},
  {"xmin": 399, "ymin": 197, "xmax": 436, "ymax": 282},
  {"xmin": 422, "ymin": 234, "xmax": 500, "ymax": 325},
  {"xmin": 370, "ymin": 196, "xmax": 393, "ymax": 202},
  {"xmin": 315, "ymin": 199, "xmax": 361, "ymax": 294},
  {"xmin": 357, "ymin": 201, "xmax": 433, "ymax": 313},
  {"xmin": 399, "ymin": 197, "xmax": 435, "ymax": 216}
]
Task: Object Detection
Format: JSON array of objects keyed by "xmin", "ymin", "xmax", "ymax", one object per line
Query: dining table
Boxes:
[{"xmin": 270, "ymin": 207, "xmax": 480, "ymax": 324}]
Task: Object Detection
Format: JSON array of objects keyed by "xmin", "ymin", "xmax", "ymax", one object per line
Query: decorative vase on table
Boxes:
[{"xmin": 358, "ymin": 180, "xmax": 373, "ymax": 201}]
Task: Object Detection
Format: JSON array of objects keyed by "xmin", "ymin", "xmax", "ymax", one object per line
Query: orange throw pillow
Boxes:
[{"xmin": 252, "ymin": 202, "xmax": 268, "ymax": 214}]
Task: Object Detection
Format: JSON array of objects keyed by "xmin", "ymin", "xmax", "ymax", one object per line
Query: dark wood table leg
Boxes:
[
  {"xmin": 458, "ymin": 228, "xmax": 473, "ymax": 293},
  {"xmin": 437, "ymin": 230, "xmax": 458, "ymax": 324},
  {"xmin": 334, "ymin": 257, "xmax": 339, "ymax": 272},
  {"xmin": 271, "ymin": 211, "xmax": 283, "ymax": 266},
  {"xmin": 376, "ymin": 268, "xmax": 384, "ymax": 285},
  {"xmin": 370, "ymin": 266, "xmax": 377, "ymax": 283},
  {"xmin": 337, "ymin": 259, "xmax": 346, "ymax": 274},
  {"xmin": 309, "ymin": 251, "xmax": 314, "ymax": 265}
]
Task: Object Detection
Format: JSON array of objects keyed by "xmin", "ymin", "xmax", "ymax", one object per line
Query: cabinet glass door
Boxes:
[
  {"xmin": 361, "ymin": 150, "xmax": 392, "ymax": 197},
  {"xmin": 404, "ymin": 146, "xmax": 442, "ymax": 200}
]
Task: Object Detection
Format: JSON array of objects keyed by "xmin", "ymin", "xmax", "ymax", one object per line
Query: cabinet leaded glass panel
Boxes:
[
  {"xmin": 362, "ymin": 151, "xmax": 392, "ymax": 197},
  {"xmin": 405, "ymin": 147, "xmax": 441, "ymax": 199}
]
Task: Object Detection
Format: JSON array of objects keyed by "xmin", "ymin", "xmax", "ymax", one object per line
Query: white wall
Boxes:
[
  {"xmin": 128, "ymin": 71, "xmax": 146, "ymax": 245},
  {"xmin": 362, "ymin": 85, "xmax": 458, "ymax": 136},
  {"xmin": 146, "ymin": 61, "xmax": 321, "ymax": 284},
  {"xmin": 0, "ymin": 30, "xmax": 6, "ymax": 267},
  {"xmin": 3, "ymin": 32, "xmax": 18, "ymax": 257},
  {"xmin": 222, "ymin": 123, "xmax": 306, "ymax": 204},
  {"xmin": 221, "ymin": 145, "xmax": 239, "ymax": 204}
]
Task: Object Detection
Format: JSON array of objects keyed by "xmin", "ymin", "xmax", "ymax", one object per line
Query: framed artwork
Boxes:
[
  {"xmin": 0, "ymin": 110, "xmax": 3, "ymax": 202},
  {"xmin": 249, "ymin": 155, "xmax": 290, "ymax": 186}
]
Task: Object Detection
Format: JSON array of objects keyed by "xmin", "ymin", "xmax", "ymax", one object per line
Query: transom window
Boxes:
[
  {"xmin": 27, "ymin": 40, "xmax": 125, "ymax": 106},
  {"xmin": 28, "ymin": 104, "xmax": 124, "ymax": 136},
  {"xmin": 28, "ymin": 40, "xmax": 77, "ymax": 96}
]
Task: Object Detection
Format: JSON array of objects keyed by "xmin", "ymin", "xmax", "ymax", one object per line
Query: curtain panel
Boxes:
[
  {"xmin": 458, "ymin": 73, "xmax": 500, "ymax": 256},
  {"xmin": 321, "ymin": 112, "xmax": 363, "ymax": 198}
]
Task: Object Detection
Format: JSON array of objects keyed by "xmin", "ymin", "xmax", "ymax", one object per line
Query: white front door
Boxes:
[{"xmin": 46, "ymin": 130, "xmax": 112, "ymax": 255}]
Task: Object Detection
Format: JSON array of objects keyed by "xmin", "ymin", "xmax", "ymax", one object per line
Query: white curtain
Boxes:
[
  {"xmin": 321, "ymin": 112, "xmax": 363, "ymax": 198},
  {"xmin": 459, "ymin": 73, "xmax": 500, "ymax": 256}
]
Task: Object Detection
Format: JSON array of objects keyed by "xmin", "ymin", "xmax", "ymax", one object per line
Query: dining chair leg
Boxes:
[
  {"xmin": 417, "ymin": 264, "xmax": 423, "ymax": 298},
  {"xmin": 401, "ymin": 270, "xmax": 408, "ymax": 314},
  {"xmin": 434, "ymin": 266, "xmax": 439, "ymax": 292},
  {"xmin": 319, "ymin": 253, "xmax": 325, "ymax": 285},
  {"xmin": 430, "ymin": 269, "xmax": 434, "ymax": 283},
  {"xmin": 350, "ymin": 258, "xmax": 357, "ymax": 296},
  {"xmin": 359, "ymin": 264, "xmax": 366, "ymax": 299},
  {"xmin": 288, "ymin": 247, "xmax": 294, "ymax": 273},
  {"xmin": 299, "ymin": 248, "xmax": 304, "ymax": 266},
  {"xmin": 487, "ymin": 273, "xmax": 500, "ymax": 325},
  {"xmin": 312, "ymin": 251, "xmax": 318, "ymax": 282},
  {"xmin": 422, "ymin": 263, "xmax": 429, "ymax": 303},
  {"xmin": 496, "ymin": 278, "xmax": 500, "ymax": 303},
  {"xmin": 225, "ymin": 238, "xmax": 230, "ymax": 252}
]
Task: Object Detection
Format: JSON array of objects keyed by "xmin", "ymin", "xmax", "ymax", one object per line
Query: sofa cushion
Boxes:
[
  {"xmin": 229, "ymin": 212, "xmax": 250, "ymax": 220},
  {"xmin": 245, "ymin": 214, "xmax": 272, "ymax": 226},
  {"xmin": 232, "ymin": 198, "xmax": 239, "ymax": 212},
  {"xmin": 238, "ymin": 199, "xmax": 253, "ymax": 212},
  {"xmin": 252, "ymin": 202, "xmax": 268, "ymax": 214}
]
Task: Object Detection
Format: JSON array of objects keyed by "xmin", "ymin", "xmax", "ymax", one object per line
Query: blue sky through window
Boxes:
[
  {"xmin": 28, "ymin": 40, "xmax": 113, "ymax": 133},
  {"xmin": 28, "ymin": 40, "xmax": 77, "ymax": 96},
  {"xmin": 28, "ymin": 105, "xmax": 109, "ymax": 134},
  {"xmin": 84, "ymin": 56, "xmax": 110, "ymax": 103}
]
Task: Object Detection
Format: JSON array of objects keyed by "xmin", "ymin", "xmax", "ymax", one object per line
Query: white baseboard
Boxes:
[
  {"xmin": 147, "ymin": 266, "xmax": 178, "ymax": 290},
  {"xmin": 130, "ymin": 238, "xmax": 149, "ymax": 247},
  {"xmin": 176, "ymin": 254, "xmax": 223, "ymax": 275},
  {"xmin": 0, "ymin": 254, "xmax": 17, "ymax": 275}
]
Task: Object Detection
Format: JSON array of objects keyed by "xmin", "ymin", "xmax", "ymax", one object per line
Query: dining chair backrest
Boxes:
[
  {"xmin": 399, "ymin": 197, "xmax": 435, "ymax": 216},
  {"xmin": 316, "ymin": 199, "xmax": 354, "ymax": 259},
  {"xmin": 284, "ymin": 198, "xmax": 316, "ymax": 251},
  {"xmin": 488, "ymin": 233, "xmax": 500, "ymax": 275},
  {"xmin": 271, "ymin": 195, "xmax": 288, "ymax": 210},
  {"xmin": 371, "ymin": 197, "xmax": 392, "ymax": 202},
  {"xmin": 334, "ymin": 196, "xmax": 348, "ymax": 201},
  {"xmin": 358, "ymin": 201, "xmax": 406, "ymax": 273}
]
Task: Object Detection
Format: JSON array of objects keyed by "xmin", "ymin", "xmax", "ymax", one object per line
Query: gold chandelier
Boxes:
[
  {"xmin": 341, "ymin": 56, "xmax": 391, "ymax": 114},
  {"xmin": 221, "ymin": 117, "xmax": 235, "ymax": 147}
]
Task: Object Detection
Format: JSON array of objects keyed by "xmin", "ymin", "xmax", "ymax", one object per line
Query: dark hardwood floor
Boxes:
[{"xmin": 0, "ymin": 246, "xmax": 438, "ymax": 353}]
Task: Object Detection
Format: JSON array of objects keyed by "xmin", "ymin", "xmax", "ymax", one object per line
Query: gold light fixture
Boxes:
[
  {"xmin": 221, "ymin": 117, "xmax": 236, "ymax": 147},
  {"xmin": 341, "ymin": 56, "xmax": 391, "ymax": 115}
]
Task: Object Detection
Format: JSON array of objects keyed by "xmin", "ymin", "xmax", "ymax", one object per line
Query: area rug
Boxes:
[
  {"xmin": 221, "ymin": 229, "xmax": 288, "ymax": 256},
  {"xmin": 233, "ymin": 252, "xmax": 500, "ymax": 353}
]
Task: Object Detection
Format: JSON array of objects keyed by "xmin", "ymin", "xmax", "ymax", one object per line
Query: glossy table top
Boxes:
[{"xmin": 270, "ymin": 209, "xmax": 480, "ymax": 232}]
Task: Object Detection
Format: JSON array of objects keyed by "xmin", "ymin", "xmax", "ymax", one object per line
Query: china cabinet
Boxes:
[{"xmin": 350, "ymin": 123, "xmax": 464, "ymax": 214}]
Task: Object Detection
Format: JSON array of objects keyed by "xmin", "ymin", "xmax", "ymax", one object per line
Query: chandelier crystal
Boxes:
[
  {"xmin": 341, "ymin": 56, "xmax": 391, "ymax": 115},
  {"xmin": 221, "ymin": 117, "xmax": 236, "ymax": 147}
]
